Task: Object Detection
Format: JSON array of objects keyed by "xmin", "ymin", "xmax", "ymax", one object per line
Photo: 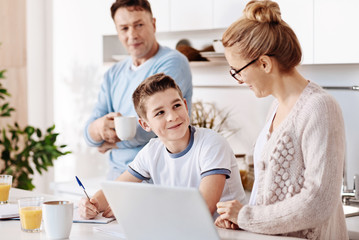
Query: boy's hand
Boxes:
[
  {"xmin": 102, "ymin": 205, "xmax": 115, "ymax": 218},
  {"xmin": 78, "ymin": 197, "xmax": 100, "ymax": 219}
]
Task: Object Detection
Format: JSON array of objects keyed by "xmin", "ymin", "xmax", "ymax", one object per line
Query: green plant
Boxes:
[
  {"xmin": 0, "ymin": 69, "xmax": 71, "ymax": 190},
  {"xmin": 191, "ymin": 101, "xmax": 239, "ymax": 139}
]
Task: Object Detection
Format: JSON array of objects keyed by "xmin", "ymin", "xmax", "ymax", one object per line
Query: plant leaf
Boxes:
[
  {"xmin": 0, "ymin": 63, "xmax": 71, "ymax": 190},
  {"xmin": 0, "ymin": 70, "xmax": 6, "ymax": 79},
  {"xmin": 25, "ymin": 126, "xmax": 35, "ymax": 137}
]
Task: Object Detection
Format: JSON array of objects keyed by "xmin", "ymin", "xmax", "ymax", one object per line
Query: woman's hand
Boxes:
[
  {"xmin": 216, "ymin": 200, "xmax": 243, "ymax": 224},
  {"xmin": 215, "ymin": 217, "xmax": 239, "ymax": 229}
]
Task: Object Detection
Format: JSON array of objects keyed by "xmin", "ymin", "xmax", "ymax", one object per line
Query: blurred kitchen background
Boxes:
[{"xmin": 1, "ymin": 0, "xmax": 359, "ymax": 196}]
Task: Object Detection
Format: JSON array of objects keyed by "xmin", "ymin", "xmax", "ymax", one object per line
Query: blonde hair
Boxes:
[{"xmin": 222, "ymin": 0, "xmax": 302, "ymax": 71}]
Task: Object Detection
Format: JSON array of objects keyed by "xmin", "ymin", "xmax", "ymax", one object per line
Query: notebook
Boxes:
[
  {"xmin": 73, "ymin": 205, "xmax": 115, "ymax": 224},
  {"xmin": 0, "ymin": 202, "xmax": 115, "ymax": 223},
  {"xmin": 101, "ymin": 181, "xmax": 221, "ymax": 240},
  {"xmin": 0, "ymin": 203, "xmax": 19, "ymax": 219}
]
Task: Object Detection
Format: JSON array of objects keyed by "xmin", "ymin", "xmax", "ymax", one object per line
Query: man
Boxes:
[{"xmin": 84, "ymin": 0, "xmax": 193, "ymax": 180}]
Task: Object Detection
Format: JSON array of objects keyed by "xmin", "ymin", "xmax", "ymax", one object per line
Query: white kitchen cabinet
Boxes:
[
  {"xmin": 215, "ymin": 0, "xmax": 314, "ymax": 64},
  {"xmin": 106, "ymin": 0, "xmax": 359, "ymax": 65},
  {"xmin": 152, "ymin": 0, "xmax": 246, "ymax": 31},
  {"xmin": 275, "ymin": 0, "xmax": 314, "ymax": 64},
  {"xmin": 213, "ymin": 0, "xmax": 246, "ymax": 29},
  {"xmin": 151, "ymin": 0, "xmax": 170, "ymax": 32},
  {"xmin": 170, "ymin": 0, "xmax": 213, "ymax": 31},
  {"xmin": 314, "ymin": 0, "xmax": 359, "ymax": 64}
]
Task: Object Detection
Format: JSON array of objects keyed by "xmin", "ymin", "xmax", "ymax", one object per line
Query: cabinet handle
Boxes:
[
  {"xmin": 194, "ymin": 85, "xmax": 359, "ymax": 91},
  {"xmin": 323, "ymin": 86, "xmax": 359, "ymax": 91}
]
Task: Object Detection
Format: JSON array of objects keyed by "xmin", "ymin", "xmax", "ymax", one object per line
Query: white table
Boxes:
[{"xmin": 2, "ymin": 188, "xmax": 355, "ymax": 240}]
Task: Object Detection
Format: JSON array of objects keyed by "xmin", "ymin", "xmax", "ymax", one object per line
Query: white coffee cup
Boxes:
[
  {"xmin": 43, "ymin": 201, "xmax": 73, "ymax": 239},
  {"xmin": 114, "ymin": 116, "xmax": 137, "ymax": 140}
]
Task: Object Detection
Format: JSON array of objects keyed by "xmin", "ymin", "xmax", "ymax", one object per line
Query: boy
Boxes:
[{"xmin": 79, "ymin": 73, "xmax": 246, "ymax": 219}]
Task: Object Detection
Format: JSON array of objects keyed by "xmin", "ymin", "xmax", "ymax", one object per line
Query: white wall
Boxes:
[
  {"xmin": 26, "ymin": 0, "xmax": 115, "ymax": 193},
  {"xmin": 26, "ymin": 0, "xmax": 54, "ymax": 193},
  {"xmin": 51, "ymin": 0, "xmax": 115, "ymax": 182}
]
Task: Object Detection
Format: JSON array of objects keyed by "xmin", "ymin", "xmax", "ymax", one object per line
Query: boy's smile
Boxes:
[{"xmin": 139, "ymin": 88, "xmax": 190, "ymax": 153}]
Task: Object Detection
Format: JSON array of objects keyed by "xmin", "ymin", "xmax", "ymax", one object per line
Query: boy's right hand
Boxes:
[
  {"xmin": 78, "ymin": 197, "xmax": 100, "ymax": 219},
  {"xmin": 102, "ymin": 205, "xmax": 115, "ymax": 218}
]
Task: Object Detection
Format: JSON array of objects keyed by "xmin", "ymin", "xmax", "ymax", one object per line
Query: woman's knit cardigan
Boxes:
[{"xmin": 237, "ymin": 82, "xmax": 348, "ymax": 240}]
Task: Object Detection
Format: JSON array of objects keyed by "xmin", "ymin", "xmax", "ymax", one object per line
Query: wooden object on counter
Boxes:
[
  {"xmin": 236, "ymin": 154, "xmax": 254, "ymax": 191},
  {"xmin": 176, "ymin": 45, "xmax": 208, "ymax": 62}
]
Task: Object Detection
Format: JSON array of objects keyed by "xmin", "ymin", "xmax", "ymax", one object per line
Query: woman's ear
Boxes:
[
  {"xmin": 138, "ymin": 118, "xmax": 151, "ymax": 132},
  {"xmin": 258, "ymin": 55, "xmax": 273, "ymax": 73}
]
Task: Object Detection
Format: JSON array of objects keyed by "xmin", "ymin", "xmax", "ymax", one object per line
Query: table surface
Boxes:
[{"xmin": 1, "ymin": 188, "xmax": 357, "ymax": 240}]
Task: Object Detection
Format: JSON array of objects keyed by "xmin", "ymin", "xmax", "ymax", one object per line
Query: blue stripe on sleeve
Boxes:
[
  {"xmin": 128, "ymin": 166, "xmax": 151, "ymax": 181},
  {"xmin": 201, "ymin": 168, "xmax": 231, "ymax": 179}
]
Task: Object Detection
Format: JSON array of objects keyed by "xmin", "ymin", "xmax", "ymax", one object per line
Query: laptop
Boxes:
[{"xmin": 101, "ymin": 181, "xmax": 221, "ymax": 240}]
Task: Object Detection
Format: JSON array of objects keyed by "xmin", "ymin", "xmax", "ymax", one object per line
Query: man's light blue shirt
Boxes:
[{"xmin": 84, "ymin": 45, "xmax": 193, "ymax": 178}]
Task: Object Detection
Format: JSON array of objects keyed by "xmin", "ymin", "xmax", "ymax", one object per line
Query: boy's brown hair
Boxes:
[{"xmin": 132, "ymin": 73, "xmax": 183, "ymax": 119}]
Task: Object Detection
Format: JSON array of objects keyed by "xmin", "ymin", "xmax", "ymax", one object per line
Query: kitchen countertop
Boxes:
[
  {"xmin": 0, "ymin": 188, "xmax": 302, "ymax": 240},
  {"xmin": 347, "ymin": 216, "xmax": 359, "ymax": 240},
  {"xmin": 2, "ymin": 188, "xmax": 358, "ymax": 240}
]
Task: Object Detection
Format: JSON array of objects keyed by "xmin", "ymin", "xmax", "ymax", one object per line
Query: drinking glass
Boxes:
[
  {"xmin": 0, "ymin": 175, "xmax": 12, "ymax": 204},
  {"xmin": 18, "ymin": 197, "xmax": 44, "ymax": 232}
]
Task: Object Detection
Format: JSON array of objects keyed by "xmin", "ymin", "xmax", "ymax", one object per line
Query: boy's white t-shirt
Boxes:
[{"xmin": 128, "ymin": 126, "xmax": 247, "ymax": 205}]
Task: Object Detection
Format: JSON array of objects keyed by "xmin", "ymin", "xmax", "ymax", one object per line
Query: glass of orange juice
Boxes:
[
  {"xmin": 18, "ymin": 197, "xmax": 44, "ymax": 232},
  {"xmin": 0, "ymin": 175, "xmax": 12, "ymax": 204}
]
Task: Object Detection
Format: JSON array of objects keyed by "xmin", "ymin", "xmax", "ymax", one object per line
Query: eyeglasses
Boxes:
[{"xmin": 229, "ymin": 58, "xmax": 259, "ymax": 83}]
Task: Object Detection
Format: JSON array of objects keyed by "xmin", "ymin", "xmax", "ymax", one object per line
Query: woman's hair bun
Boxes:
[{"xmin": 243, "ymin": 0, "xmax": 282, "ymax": 24}]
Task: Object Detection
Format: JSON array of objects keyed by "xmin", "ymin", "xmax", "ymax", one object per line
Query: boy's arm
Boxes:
[
  {"xmin": 199, "ymin": 174, "xmax": 226, "ymax": 215},
  {"xmin": 115, "ymin": 170, "xmax": 143, "ymax": 182}
]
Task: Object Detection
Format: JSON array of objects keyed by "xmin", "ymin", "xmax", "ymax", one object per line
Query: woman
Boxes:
[{"xmin": 215, "ymin": 1, "xmax": 348, "ymax": 239}]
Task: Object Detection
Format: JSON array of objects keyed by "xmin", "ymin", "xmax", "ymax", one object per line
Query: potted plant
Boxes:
[
  {"xmin": 191, "ymin": 100, "xmax": 239, "ymax": 139},
  {"xmin": 0, "ymin": 68, "xmax": 71, "ymax": 190}
]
